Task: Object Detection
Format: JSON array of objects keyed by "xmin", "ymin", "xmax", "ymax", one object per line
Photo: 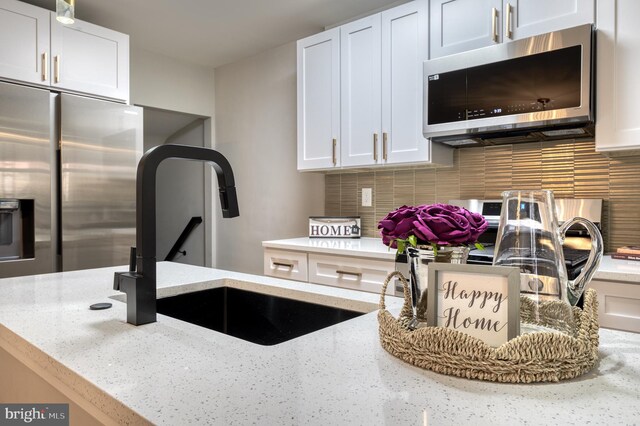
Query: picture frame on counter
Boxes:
[
  {"xmin": 308, "ymin": 216, "xmax": 361, "ymax": 239},
  {"xmin": 427, "ymin": 263, "xmax": 521, "ymax": 347}
]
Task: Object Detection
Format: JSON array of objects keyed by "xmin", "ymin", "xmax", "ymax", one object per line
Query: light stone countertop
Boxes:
[
  {"xmin": 1, "ymin": 262, "xmax": 640, "ymax": 425},
  {"xmin": 263, "ymin": 237, "xmax": 640, "ymax": 283},
  {"xmin": 262, "ymin": 236, "xmax": 397, "ymax": 260}
]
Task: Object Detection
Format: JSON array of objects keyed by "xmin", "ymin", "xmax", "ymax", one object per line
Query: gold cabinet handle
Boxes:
[
  {"xmin": 332, "ymin": 138, "xmax": 337, "ymax": 166},
  {"xmin": 273, "ymin": 261, "xmax": 294, "ymax": 270},
  {"xmin": 505, "ymin": 3, "xmax": 513, "ymax": 39},
  {"xmin": 54, "ymin": 55, "xmax": 60, "ymax": 83},
  {"xmin": 41, "ymin": 52, "xmax": 48, "ymax": 81},
  {"xmin": 491, "ymin": 8, "xmax": 498, "ymax": 43},
  {"xmin": 382, "ymin": 132, "xmax": 388, "ymax": 161},
  {"xmin": 336, "ymin": 270, "xmax": 362, "ymax": 278},
  {"xmin": 373, "ymin": 133, "xmax": 378, "ymax": 161}
]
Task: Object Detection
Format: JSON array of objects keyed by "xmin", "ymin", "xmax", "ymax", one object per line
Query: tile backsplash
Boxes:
[{"xmin": 325, "ymin": 140, "xmax": 640, "ymax": 251}]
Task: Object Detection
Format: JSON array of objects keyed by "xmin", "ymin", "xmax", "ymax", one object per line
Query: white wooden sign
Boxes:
[
  {"xmin": 427, "ymin": 263, "xmax": 520, "ymax": 347},
  {"xmin": 308, "ymin": 217, "xmax": 361, "ymax": 238}
]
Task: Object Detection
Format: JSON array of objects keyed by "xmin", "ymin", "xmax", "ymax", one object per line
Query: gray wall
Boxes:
[
  {"xmin": 157, "ymin": 121, "xmax": 206, "ymax": 266},
  {"xmin": 132, "ymin": 48, "xmax": 217, "ymax": 267},
  {"xmin": 143, "ymin": 109, "xmax": 206, "ymax": 266},
  {"xmin": 214, "ymin": 41, "xmax": 325, "ymax": 274}
]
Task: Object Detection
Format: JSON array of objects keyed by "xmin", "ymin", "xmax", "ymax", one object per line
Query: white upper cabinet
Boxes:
[
  {"xmin": 596, "ymin": 0, "xmax": 640, "ymax": 154},
  {"xmin": 429, "ymin": 0, "xmax": 594, "ymax": 59},
  {"xmin": 297, "ymin": 28, "xmax": 341, "ymax": 171},
  {"xmin": 0, "ymin": 0, "xmax": 129, "ymax": 102},
  {"xmin": 381, "ymin": 0, "xmax": 431, "ymax": 165},
  {"xmin": 430, "ymin": 0, "xmax": 502, "ymax": 59},
  {"xmin": 0, "ymin": 0, "xmax": 50, "ymax": 85},
  {"xmin": 50, "ymin": 14, "xmax": 130, "ymax": 102},
  {"xmin": 504, "ymin": 0, "xmax": 594, "ymax": 41},
  {"xmin": 297, "ymin": 0, "xmax": 452, "ymax": 171},
  {"xmin": 340, "ymin": 14, "xmax": 382, "ymax": 168}
]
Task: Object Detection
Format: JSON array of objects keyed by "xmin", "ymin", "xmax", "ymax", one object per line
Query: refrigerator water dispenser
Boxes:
[{"xmin": 0, "ymin": 199, "xmax": 34, "ymax": 262}]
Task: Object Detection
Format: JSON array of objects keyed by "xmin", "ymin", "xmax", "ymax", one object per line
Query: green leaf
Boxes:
[
  {"xmin": 397, "ymin": 240, "xmax": 405, "ymax": 256},
  {"xmin": 431, "ymin": 243, "xmax": 438, "ymax": 256},
  {"xmin": 408, "ymin": 235, "xmax": 418, "ymax": 248},
  {"xmin": 474, "ymin": 242, "xmax": 485, "ymax": 251}
]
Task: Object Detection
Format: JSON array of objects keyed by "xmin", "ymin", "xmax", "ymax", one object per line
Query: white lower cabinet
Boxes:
[
  {"xmin": 308, "ymin": 253, "xmax": 395, "ymax": 295},
  {"xmin": 263, "ymin": 248, "xmax": 308, "ymax": 282},
  {"xmin": 588, "ymin": 279, "xmax": 640, "ymax": 333},
  {"xmin": 263, "ymin": 248, "xmax": 395, "ymax": 295}
]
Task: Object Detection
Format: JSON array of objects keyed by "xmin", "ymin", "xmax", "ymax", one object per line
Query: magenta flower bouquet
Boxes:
[{"xmin": 378, "ymin": 204, "xmax": 489, "ymax": 254}]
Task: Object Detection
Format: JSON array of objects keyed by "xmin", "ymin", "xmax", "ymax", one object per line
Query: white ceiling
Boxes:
[{"xmin": 23, "ymin": 0, "xmax": 403, "ymax": 68}]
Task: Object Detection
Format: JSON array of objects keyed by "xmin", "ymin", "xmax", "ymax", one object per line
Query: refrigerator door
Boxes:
[
  {"xmin": 60, "ymin": 94, "xmax": 142, "ymax": 271},
  {"xmin": 0, "ymin": 82, "xmax": 54, "ymax": 278}
]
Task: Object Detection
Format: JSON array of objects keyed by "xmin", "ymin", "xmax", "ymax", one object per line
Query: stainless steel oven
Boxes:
[{"xmin": 449, "ymin": 198, "xmax": 603, "ymax": 281}]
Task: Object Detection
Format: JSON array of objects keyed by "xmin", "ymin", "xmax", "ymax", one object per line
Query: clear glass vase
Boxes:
[{"xmin": 407, "ymin": 245, "xmax": 470, "ymax": 329}]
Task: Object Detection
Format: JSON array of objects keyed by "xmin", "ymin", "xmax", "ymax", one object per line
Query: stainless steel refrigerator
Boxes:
[{"xmin": 0, "ymin": 81, "xmax": 142, "ymax": 278}]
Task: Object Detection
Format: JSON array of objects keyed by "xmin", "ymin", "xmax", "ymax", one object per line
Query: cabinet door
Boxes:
[
  {"xmin": 504, "ymin": 0, "xmax": 594, "ymax": 41},
  {"xmin": 429, "ymin": 0, "xmax": 501, "ymax": 59},
  {"xmin": 0, "ymin": 0, "xmax": 49, "ymax": 86},
  {"xmin": 596, "ymin": 0, "xmax": 640, "ymax": 153},
  {"xmin": 308, "ymin": 253, "xmax": 395, "ymax": 295},
  {"xmin": 340, "ymin": 14, "xmax": 382, "ymax": 167},
  {"xmin": 50, "ymin": 14, "xmax": 129, "ymax": 102},
  {"xmin": 588, "ymin": 279, "xmax": 640, "ymax": 333},
  {"xmin": 381, "ymin": 0, "xmax": 430, "ymax": 165},
  {"xmin": 297, "ymin": 28, "xmax": 340, "ymax": 170},
  {"xmin": 263, "ymin": 248, "xmax": 308, "ymax": 282}
]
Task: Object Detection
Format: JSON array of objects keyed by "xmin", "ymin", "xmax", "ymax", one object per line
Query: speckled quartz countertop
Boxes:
[
  {"xmin": 263, "ymin": 237, "xmax": 397, "ymax": 260},
  {"xmin": 1, "ymin": 262, "xmax": 640, "ymax": 425},
  {"xmin": 263, "ymin": 237, "xmax": 640, "ymax": 283}
]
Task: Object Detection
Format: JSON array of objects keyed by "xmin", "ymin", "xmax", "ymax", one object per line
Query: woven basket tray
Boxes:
[{"xmin": 378, "ymin": 271, "xmax": 600, "ymax": 383}]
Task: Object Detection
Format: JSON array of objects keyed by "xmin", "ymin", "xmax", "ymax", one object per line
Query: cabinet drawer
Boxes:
[
  {"xmin": 588, "ymin": 280, "xmax": 640, "ymax": 333},
  {"xmin": 263, "ymin": 249, "xmax": 308, "ymax": 282},
  {"xmin": 308, "ymin": 253, "xmax": 395, "ymax": 295}
]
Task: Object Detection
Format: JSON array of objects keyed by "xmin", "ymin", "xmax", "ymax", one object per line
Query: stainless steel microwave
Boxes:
[{"xmin": 423, "ymin": 24, "xmax": 595, "ymax": 147}]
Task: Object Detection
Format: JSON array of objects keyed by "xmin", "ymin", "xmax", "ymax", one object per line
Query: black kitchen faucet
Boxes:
[{"xmin": 113, "ymin": 144, "xmax": 239, "ymax": 325}]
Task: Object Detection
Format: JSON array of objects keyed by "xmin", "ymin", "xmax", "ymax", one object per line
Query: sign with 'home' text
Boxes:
[
  {"xmin": 427, "ymin": 263, "xmax": 520, "ymax": 347},
  {"xmin": 308, "ymin": 217, "xmax": 361, "ymax": 239}
]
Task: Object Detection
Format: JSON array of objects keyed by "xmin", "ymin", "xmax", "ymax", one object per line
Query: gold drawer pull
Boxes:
[
  {"xmin": 491, "ymin": 8, "xmax": 498, "ymax": 43},
  {"xmin": 373, "ymin": 133, "xmax": 378, "ymax": 161},
  {"xmin": 382, "ymin": 132, "xmax": 388, "ymax": 161},
  {"xmin": 332, "ymin": 138, "xmax": 337, "ymax": 166},
  {"xmin": 54, "ymin": 55, "xmax": 61, "ymax": 83},
  {"xmin": 337, "ymin": 270, "xmax": 362, "ymax": 278},
  {"xmin": 41, "ymin": 52, "xmax": 48, "ymax": 81},
  {"xmin": 505, "ymin": 3, "xmax": 513, "ymax": 39},
  {"xmin": 273, "ymin": 261, "xmax": 294, "ymax": 269}
]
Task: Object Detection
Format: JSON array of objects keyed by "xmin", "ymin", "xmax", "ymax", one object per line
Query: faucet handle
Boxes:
[{"xmin": 129, "ymin": 246, "xmax": 137, "ymax": 272}]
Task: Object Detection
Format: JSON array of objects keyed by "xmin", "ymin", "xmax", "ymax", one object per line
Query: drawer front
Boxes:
[
  {"xmin": 588, "ymin": 280, "xmax": 640, "ymax": 333},
  {"xmin": 308, "ymin": 253, "xmax": 395, "ymax": 295},
  {"xmin": 263, "ymin": 249, "xmax": 308, "ymax": 282}
]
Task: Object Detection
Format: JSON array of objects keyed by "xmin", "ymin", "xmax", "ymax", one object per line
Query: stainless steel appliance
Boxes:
[
  {"xmin": 449, "ymin": 198, "xmax": 603, "ymax": 282},
  {"xmin": 0, "ymin": 81, "xmax": 142, "ymax": 278},
  {"xmin": 423, "ymin": 24, "xmax": 594, "ymax": 147},
  {"xmin": 0, "ymin": 199, "xmax": 33, "ymax": 261}
]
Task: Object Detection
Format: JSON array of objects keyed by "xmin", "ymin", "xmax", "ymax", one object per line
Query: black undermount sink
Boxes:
[{"xmin": 156, "ymin": 287, "xmax": 364, "ymax": 346}]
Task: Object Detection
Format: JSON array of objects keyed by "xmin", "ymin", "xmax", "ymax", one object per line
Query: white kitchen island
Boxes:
[{"xmin": 1, "ymin": 262, "xmax": 639, "ymax": 425}]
